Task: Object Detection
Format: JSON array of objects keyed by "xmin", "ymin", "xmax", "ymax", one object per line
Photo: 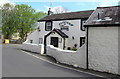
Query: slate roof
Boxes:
[
  {"xmin": 38, "ymin": 10, "xmax": 94, "ymax": 22},
  {"xmin": 85, "ymin": 6, "xmax": 120, "ymax": 26}
]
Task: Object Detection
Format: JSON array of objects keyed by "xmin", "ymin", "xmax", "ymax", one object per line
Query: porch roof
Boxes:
[{"xmin": 46, "ymin": 29, "xmax": 68, "ymax": 38}]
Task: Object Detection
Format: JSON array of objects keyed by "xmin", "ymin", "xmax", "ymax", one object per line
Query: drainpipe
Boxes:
[
  {"xmin": 63, "ymin": 38, "xmax": 65, "ymax": 49},
  {"xmin": 86, "ymin": 27, "xmax": 89, "ymax": 69},
  {"xmin": 44, "ymin": 35, "xmax": 47, "ymax": 54}
]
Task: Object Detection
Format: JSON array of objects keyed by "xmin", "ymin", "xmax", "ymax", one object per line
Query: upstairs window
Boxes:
[
  {"xmin": 81, "ymin": 20, "xmax": 86, "ymax": 31},
  {"xmin": 45, "ymin": 21, "xmax": 52, "ymax": 31}
]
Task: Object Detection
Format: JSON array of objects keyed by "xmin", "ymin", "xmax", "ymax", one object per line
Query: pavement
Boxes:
[{"xmin": 2, "ymin": 44, "xmax": 120, "ymax": 78}]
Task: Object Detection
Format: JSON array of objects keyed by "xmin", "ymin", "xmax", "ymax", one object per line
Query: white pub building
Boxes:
[{"xmin": 25, "ymin": 9, "xmax": 93, "ymax": 50}]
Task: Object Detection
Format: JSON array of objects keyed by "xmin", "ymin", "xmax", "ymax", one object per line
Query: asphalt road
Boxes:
[{"xmin": 2, "ymin": 44, "xmax": 103, "ymax": 77}]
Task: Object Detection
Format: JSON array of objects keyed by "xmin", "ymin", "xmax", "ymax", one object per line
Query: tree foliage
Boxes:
[
  {"xmin": 14, "ymin": 4, "xmax": 46, "ymax": 41},
  {"xmin": 1, "ymin": 3, "xmax": 16, "ymax": 39},
  {"xmin": 1, "ymin": 3, "xmax": 46, "ymax": 41}
]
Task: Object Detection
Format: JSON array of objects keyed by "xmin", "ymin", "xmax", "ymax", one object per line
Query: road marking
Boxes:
[{"xmin": 21, "ymin": 50, "xmax": 105, "ymax": 78}]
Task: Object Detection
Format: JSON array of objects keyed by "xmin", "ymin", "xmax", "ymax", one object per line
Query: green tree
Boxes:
[
  {"xmin": 15, "ymin": 4, "xmax": 46, "ymax": 41},
  {"xmin": 1, "ymin": 3, "xmax": 16, "ymax": 39},
  {"xmin": 1, "ymin": 3, "xmax": 46, "ymax": 41}
]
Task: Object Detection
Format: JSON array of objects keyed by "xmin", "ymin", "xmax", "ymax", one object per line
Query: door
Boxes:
[{"xmin": 50, "ymin": 37, "xmax": 58, "ymax": 47}]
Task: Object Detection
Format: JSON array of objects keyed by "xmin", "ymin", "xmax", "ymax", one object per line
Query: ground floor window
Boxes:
[
  {"xmin": 39, "ymin": 38, "xmax": 43, "ymax": 44},
  {"xmin": 80, "ymin": 37, "xmax": 85, "ymax": 47},
  {"xmin": 30, "ymin": 40, "xmax": 33, "ymax": 43}
]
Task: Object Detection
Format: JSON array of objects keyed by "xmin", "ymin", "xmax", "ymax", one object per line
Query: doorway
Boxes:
[{"xmin": 50, "ymin": 37, "xmax": 58, "ymax": 47}]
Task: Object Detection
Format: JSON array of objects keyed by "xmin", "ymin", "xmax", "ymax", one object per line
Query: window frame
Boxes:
[
  {"xmin": 80, "ymin": 37, "xmax": 85, "ymax": 47},
  {"xmin": 30, "ymin": 40, "xmax": 33, "ymax": 43},
  {"xmin": 81, "ymin": 19, "xmax": 86, "ymax": 31},
  {"xmin": 45, "ymin": 21, "xmax": 52, "ymax": 31}
]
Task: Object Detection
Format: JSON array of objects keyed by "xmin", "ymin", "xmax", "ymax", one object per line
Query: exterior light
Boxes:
[{"xmin": 72, "ymin": 36, "xmax": 74, "ymax": 40}]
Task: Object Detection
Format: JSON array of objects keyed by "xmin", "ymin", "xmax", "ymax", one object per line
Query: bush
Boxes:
[{"xmin": 71, "ymin": 48, "xmax": 77, "ymax": 51}]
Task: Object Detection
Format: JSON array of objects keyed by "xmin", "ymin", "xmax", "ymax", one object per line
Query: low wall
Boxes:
[
  {"xmin": 22, "ymin": 43, "xmax": 44, "ymax": 54},
  {"xmin": 47, "ymin": 45, "xmax": 86, "ymax": 69}
]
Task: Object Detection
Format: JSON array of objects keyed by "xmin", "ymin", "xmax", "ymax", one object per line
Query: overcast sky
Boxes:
[{"xmin": 0, "ymin": 0, "xmax": 120, "ymax": 12}]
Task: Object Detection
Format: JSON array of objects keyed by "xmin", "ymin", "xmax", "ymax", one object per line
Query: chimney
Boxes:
[
  {"xmin": 48, "ymin": 8, "xmax": 51, "ymax": 15},
  {"xmin": 48, "ymin": 8, "xmax": 53, "ymax": 15}
]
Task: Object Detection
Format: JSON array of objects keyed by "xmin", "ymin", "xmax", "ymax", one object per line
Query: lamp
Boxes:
[{"xmin": 72, "ymin": 36, "xmax": 74, "ymax": 40}]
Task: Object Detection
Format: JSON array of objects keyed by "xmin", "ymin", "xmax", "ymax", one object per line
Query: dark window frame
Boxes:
[
  {"xmin": 81, "ymin": 19, "xmax": 86, "ymax": 31},
  {"xmin": 45, "ymin": 21, "xmax": 52, "ymax": 31},
  {"xmin": 80, "ymin": 37, "xmax": 85, "ymax": 47},
  {"xmin": 30, "ymin": 40, "xmax": 33, "ymax": 43}
]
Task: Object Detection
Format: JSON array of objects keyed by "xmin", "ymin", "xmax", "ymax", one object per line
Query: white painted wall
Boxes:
[
  {"xmin": 118, "ymin": 27, "xmax": 120, "ymax": 74},
  {"xmin": 47, "ymin": 45, "xmax": 86, "ymax": 69},
  {"xmin": 88, "ymin": 27, "xmax": 119, "ymax": 74},
  {"xmin": 26, "ymin": 30, "xmax": 39, "ymax": 44},
  {"xmin": 22, "ymin": 43, "xmax": 44, "ymax": 54},
  {"xmin": 52, "ymin": 20, "xmax": 86, "ymax": 49},
  {"xmin": 25, "ymin": 19, "xmax": 86, "ymax": 49}
]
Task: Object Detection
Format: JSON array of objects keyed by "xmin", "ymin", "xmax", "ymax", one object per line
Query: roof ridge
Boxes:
[
  {"xmin": 48, "ymin": 10, "xmax": 94, "ymax": 16},
  {"xmin": 97, "ymin": 6, "xmax": 120, "ymax": 9}
]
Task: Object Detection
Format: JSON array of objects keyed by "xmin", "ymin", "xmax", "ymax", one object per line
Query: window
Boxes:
[
  {"xmin": 39, "ymin": 38, "xmax": 43, "ymax": 44},
  {"xmin": 30, "ymin": 40, "xmax": 33, "ymax": 43},
  {"xmin": 45, "ymin": 21, "xmax": 52, "ymax": 31},
  {"xmin": 81, "ymin": 20, "xmax": 86, "ymax": 31},
  {"xmin": 80, "ymin": 37, "xmax": 85, "ymax": 47}
]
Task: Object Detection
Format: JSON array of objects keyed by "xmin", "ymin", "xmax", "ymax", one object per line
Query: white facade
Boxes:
[
  {"xmin": 88, "ymin": 26, "xmax": 119, "ymax": 74},
  {"xmin": 25, "ymin": 19, "xmax": 86, "ymax": 50}
]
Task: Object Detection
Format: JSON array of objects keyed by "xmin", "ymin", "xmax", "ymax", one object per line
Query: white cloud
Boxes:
[
  {"xmin": 52, "ymin": 6, "xmax": 69, "ymax": 13},
  {"xmin": 44, "ymin": 5, "xmax": 70, "ymax": 14},
  {"xmin": 0, "ymin": 0, "xmax": 15, "ymax": 6}
]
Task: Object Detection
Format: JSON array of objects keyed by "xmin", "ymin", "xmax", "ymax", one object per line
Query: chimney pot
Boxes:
[{"xmin": 48, "ymin": 8, "xmax": 51, "ymax": 15}]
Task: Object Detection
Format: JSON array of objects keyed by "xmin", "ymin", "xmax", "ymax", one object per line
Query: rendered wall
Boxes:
[
  {"xmin": 53, "ymin": 20, "xmax": 86, "ymax": 48},
  {"xmin": 22, "ymin": 43, "xmax": 44, "ymax": 54},
  {"xmin": 47, "ymin": 45, "xmax": 86, "ymax": 69},
  {"xmin": 27, "ymin": 30, "xmax": 39, "ymax": 44},
  {"xmin": 24, "ymin": 20, "xmax": 86, "ymax": 49},
  {"xmin": 118, "ymin": 27, "xmax": 120, "ymax": 74},
  {"xmin": 88, "ymin": 27, "xmax": 119, "ymax": 74}
]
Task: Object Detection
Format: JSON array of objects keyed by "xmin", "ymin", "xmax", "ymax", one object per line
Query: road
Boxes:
[{"xmin": 2, "ymin": 44, "xmax": 103, "ymax": 77}]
